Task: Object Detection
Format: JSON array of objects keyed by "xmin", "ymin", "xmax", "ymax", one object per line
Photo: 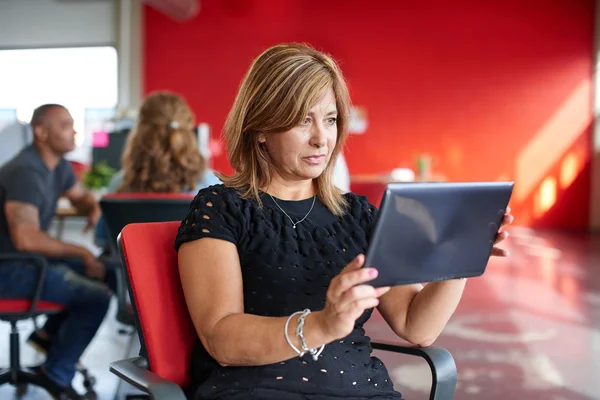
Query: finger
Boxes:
[
  {"xmin": 332, "ymin": 266, "xmax": 378, "ymax": 298},
  {"xmin": 501, "ymin": 214, "xmax": 514, "ymax": 227},
  {"xmin": 334, "ymin": 283, "xmax": 390, "ymax": 315},
  {"xmin": 349, "ymin": 297, "xmax": 381, "ymax": 314},
  {"xmin": 491, "ymin": 247, "xmax": 509, "ymax": 257},
  {"xmin": 342, "ymin": 254, "xmax": 365, "ymax": 272},
  {"xmin": 83, "ymin": 220, "xmax": 94, "ymax": 232},
  {"xmin": 338, "ymin": 284, "xmax": 378, "ymax": 306},
  {"xmin": 505, "ymin": 206, "xmax": 511, "ymax": 214},
  {"xmin": 331, "ymin": 254, "xmax": 368, "ymax": 290},
  {"xmin": 494, "ymin": 230, "xmax": 509, "ymax": 244},
  {"xmin": 339, "ymin": 284, "xmax": 391, "ymax": 312}
]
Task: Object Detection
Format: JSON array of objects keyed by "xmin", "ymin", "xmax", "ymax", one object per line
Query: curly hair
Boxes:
[{"xmin": 118, "ymin": 91, "xmax": 206, "ymax": 193}]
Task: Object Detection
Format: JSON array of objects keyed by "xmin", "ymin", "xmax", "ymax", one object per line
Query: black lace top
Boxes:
[{"xmin": 175, "ymin": 184, "xmax": 401, "ymax": 400}]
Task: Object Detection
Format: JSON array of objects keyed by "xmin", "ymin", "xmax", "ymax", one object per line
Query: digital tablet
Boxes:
[{"xmin": 364, "ymin": 181, "xmax": 514, "ymax": 287}]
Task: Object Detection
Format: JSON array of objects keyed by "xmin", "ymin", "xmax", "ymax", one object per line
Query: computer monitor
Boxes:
[{"xmin": 91, "ymin": 129, "xmax": 130, "ymax": 170}]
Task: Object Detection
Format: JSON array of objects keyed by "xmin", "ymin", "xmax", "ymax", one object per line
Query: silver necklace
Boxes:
[{"xmin": 268, "ymin": 194, "xmax": 316, "ymax": 229}]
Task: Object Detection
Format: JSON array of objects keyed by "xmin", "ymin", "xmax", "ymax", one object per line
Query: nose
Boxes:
[{"xmin": 309, "ymin": 122, "xmax": 327, "ymax": 148}]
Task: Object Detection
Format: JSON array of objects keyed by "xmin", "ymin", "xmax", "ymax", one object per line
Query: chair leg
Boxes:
[
  {"xmin": 1, "ymin": 321, "xmax": 90, "ymax": 396},
  {"xmin": 0, "ymin": 322, "xmax": 43, "ymax": 387},
  {"xmin": 55, "ymin": 217, "xmax": 65, "ymax": 239},
  {"xmin": 0, "ymin": 368, "xmax": 10, "ymax": 385},
  {"xmin": 9, "ymin": 321, "xmax": 21, "ymax": 381}
]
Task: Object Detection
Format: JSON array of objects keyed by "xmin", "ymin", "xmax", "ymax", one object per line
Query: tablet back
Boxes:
[{"xmin": 365, "ymin": 182, "xmax": 514, "ymax": 287}]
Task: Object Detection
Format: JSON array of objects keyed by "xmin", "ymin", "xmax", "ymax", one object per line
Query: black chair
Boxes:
[
  {"xmin": 99, "ymin": 193, "xmax": 194, "ymax": 325},
  {"xmin": 0, "ymin": 254, "xmax": 96, "ymax": 397}
]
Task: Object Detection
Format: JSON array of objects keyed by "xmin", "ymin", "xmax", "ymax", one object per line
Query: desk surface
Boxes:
[
  {"xmin": 350, "ymin": 173, "xmax": 447, "ymax": 184},
  {"xmin": 56, "ymin": 198, "xmax": 86, "ymax": 218}
]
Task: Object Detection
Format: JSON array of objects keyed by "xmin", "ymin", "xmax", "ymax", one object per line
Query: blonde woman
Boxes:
[{"xmin": 176, "ymin": 44, "xmax": 513, "ymax": 399}]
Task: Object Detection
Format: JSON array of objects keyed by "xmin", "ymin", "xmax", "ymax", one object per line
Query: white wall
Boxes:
[
  {"xmin": 0, "ymin": 0, "xmax": 116, "ymax": 49},
  {"xmin": 116, "ymin": 0, "xmax": 143, "ymax": 109}
]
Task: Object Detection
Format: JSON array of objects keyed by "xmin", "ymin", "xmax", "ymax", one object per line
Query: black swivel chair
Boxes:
[{"xmin": 99, "ymin": 193, "xmax": 195, "ymax": 326}]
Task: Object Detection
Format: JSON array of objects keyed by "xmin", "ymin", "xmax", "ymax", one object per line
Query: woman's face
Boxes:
[{"xmin": 260, "ymin": 88, "xmax": 338, "ymax": 183}]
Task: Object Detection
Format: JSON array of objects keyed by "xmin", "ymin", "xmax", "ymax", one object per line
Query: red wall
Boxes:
[{"xmin": 143, "ymin": 0, "xmax": 595, "ymax": 229}]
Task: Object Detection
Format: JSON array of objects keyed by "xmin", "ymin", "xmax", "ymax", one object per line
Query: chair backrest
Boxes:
[
  {"xmin": 99, "ymin": 193, "xmax": 194, "ymax": 252},
  {"xmin": 118, "ymin": 221, "xmax": 196, "ymax": 387},
  {"xmin": 69, "ymin": 160, "xmax": 89, "ymax": 180}
]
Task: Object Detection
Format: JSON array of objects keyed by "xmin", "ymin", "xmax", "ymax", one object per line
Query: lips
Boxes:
[{"xmin": 303, "ymin": 155, "xmax": 326, "ymax": 164}]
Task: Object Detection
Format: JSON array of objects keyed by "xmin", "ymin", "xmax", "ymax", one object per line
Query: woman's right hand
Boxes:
[{"xmin": 316, "ymin": 254, "xmax": 390, "ymax": 341}]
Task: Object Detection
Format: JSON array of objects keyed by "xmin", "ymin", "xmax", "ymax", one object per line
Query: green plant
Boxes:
[{"xmin": 82, "ymin": 161, "xmax": 116, "ymax": 189}]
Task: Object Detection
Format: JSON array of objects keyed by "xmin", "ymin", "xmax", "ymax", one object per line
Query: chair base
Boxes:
[
  {"xmin": 0, "ymin": 367, "xmax": 98, "ymax": 399},
  {"xmin": 0, "ymin": 319, "xmax": 98, "ymax": 399},
  {"xmin": 0, "ymin": 366, "xmax": 48, "ymax": 390}
]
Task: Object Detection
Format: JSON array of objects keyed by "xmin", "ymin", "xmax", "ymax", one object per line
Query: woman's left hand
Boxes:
[{"xmin": 491, "ymin": 206, "xmax": 514, "ymax": 257}]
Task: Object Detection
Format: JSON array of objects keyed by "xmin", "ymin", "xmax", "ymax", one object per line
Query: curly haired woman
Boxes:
[{"xmin": 95, "ymin": 91, "xmax": 220, "ymax": 248}]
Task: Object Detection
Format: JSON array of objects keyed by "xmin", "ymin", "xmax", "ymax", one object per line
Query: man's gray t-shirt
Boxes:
[{"xmin": 0, "ymin": 145, "xmax": 76, "ymax": 253}]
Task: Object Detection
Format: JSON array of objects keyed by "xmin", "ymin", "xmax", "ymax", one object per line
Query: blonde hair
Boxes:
[
  {"xmin": 220, "ymin": 43, "xmax": 351, "ymax": 215},
  {"xmin": 119, "ymin": 91, "xmax": 206, "ymax": 193}
]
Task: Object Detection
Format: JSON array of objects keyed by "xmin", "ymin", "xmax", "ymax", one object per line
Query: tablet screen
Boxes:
[{"xmin": 364, "ymin": 182, "xmax": 513, "ymax": 287}]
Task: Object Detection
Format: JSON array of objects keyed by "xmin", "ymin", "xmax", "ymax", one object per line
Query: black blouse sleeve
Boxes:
[
  {"xmin": 347, "ymin": 193, "xmax": 379, "ymax": 245},
  {"xmin": 174, "ymin": 185, "xmax": 244, "ymax": 250}
]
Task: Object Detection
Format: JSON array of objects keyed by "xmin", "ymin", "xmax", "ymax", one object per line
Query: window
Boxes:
[{"xmin": 0, "ymin": 46, "xmax": 118, "ymax": 162}]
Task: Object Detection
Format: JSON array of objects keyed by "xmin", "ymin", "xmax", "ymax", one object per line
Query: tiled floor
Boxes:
[{"xmin": 1, "ymin": 219, "xmax": 599, "ymax": 399}]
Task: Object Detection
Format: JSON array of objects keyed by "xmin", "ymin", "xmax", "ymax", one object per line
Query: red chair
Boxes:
[
  {"xmin": 68, "ymin": 160, "xmax": 90, "ymax": 180},
  {"xmin": 99, "ymin": 192, "xmax": 195, "ymax": 325},
  {"xmin": 110, "ymin": 222, "xmax": 457, "ymax": 399},
  {"xmin": 0, "ymin": 254, "xmax": 65, "ymax": 394}
]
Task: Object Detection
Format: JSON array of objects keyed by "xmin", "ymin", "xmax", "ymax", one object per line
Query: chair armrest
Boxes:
[
  {"xmin": 0, "ymin": 253, "xmax": 48, "ymax": 316},
  {"xmin": 110, "ymin": 357, "xmax": 187, "ymax": 400},
  {"xmin": 371, "ymin": 340, "xmax": 456, "ymax": 400}
]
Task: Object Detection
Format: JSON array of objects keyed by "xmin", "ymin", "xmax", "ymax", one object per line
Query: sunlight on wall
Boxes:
[
  {"xmin": 559, "ymin": 152, "xmax": 581, "ymax": 189},
  {"xmin": 515, "ymin": 79, "xmax": 592, "ymax": 203},
  {"xmin": 534, "ymin": 176, "xmax": 557, "ymax": 218}
]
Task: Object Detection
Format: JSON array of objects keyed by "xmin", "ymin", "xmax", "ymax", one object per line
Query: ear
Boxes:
[{"xmin": 32, "ymin": 125, "xmax": 46, "ymax": 141}]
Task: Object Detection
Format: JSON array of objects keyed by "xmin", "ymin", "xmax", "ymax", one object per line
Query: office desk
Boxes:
[{"xmin": 55, "ymin": 198, "xmax": 86, "ymax": 238}]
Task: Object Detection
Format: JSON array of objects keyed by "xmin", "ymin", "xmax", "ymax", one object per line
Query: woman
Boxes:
[
  {"xmin": 95, "ymin": 91, "xmax": 220, "ymax": 249},
  {"xmin": 176, "ymin": 43, "xmax": 513, "ymax": 400},
  {"xmin": 110, "ymin": 91, "xmax": 219, "ymax": 193}
]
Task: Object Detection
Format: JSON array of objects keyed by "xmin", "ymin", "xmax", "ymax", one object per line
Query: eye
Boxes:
[
  {"xmin": 326, "ymin": 117, "xmax": 337, "ymax": 126},
  {"xmin": 299, "ymin": 117, "xmax": 312, "ymax": 126}
]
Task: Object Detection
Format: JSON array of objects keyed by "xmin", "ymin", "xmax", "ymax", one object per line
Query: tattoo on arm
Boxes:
[{"xmin": 5, "ymin": 201, "xmax": 41, "ymax": 231}]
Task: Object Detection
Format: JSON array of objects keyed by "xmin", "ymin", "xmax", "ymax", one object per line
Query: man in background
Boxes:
[{"xmin": 0, "ymin": 104, "xmax": 111, "ymax": 399}]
